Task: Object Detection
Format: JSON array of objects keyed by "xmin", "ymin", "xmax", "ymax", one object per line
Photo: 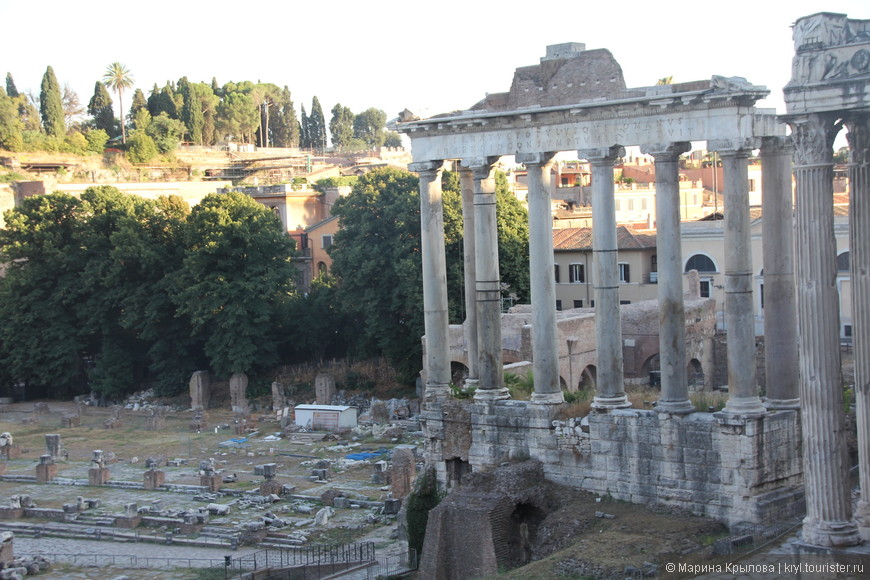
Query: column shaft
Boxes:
[
  {"xmin": 468, "ymin": 160, "xmax": 509, "ymax": 400},
  {"xmin": 519, "ymin": 153, "xmax": 564, "ymax": 404},
  {"xmin": 760, "ymin": 137, "xmax": 799, "ymax": 408},
  {"xmin": 458, "ymin": 167, "xmax": 479, "ymax": 386},
  {"xmin": 846, "ymin": 116, "xmax": 870, "ymax": 534},
  {"xmin": 644, "ymin": 142, "xmax": 694, "ymax": 414},
  {"xmin": 580, "ymin": 146, "xmax": 630, "ymax": 410},
  {"xmin": 718, "ymin": 145, "xmax": 765, "ymax": 415},
  {"xmin": 412, "ymin": 161, "xmax": 450, "ymax": 400},
  {"xmin": 790, "ymin": 113, "xmax": 860, "ymax": 547}
]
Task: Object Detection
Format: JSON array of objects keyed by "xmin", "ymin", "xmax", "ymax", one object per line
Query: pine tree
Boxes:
[
  {"xmin": 5, "ymin": 73, "xmax": 19, "ymax": 98},
  {"xmin": 40, "ymin": 66, "xmax": 65, "ymax": 138},
  {"xmin": 87, "ymin": 81, "xmax": 115, "ymax": 135}
]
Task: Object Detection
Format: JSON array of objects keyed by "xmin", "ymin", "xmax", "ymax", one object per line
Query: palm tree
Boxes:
[{"xmin": 103, "ymin": 62, "xmax": 134, "ymax": 143}]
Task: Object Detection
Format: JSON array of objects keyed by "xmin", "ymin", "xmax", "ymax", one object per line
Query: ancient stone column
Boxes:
[
  {"xmin": 846, "ymin": 115, "xmax": 870, "ymax": 536},
  {"xmin": 189, "ymin": 370, "xmax": 210, "ymax": 411},
  {"xmin": 760, "ymin": 136, "xmax": 800, "ymax": 409},
  {"xmin": 643, "ymin": 142, "xmax": 694, "ymax": 414},
  {"xmin": 714, "ymin": 140, "xmax": 766, "ymax": 416},
  {"xmin": 517, "ymin": 152, "xmax": 564, "ymax": 405},
  {"xmin": 411, "ymin": 161, "xmax": 451, "ymax": 400},
  {"xmin": 467, "ymin": 158, "xmax": 509, "ymax": 400},
  {"xmin": 44, "ymin": 433, "xmax": 63, "ymax": 462},
  {"xmin": 458, "ymin": 166, "xmax": 479, "ymax": 388},
  {"xmin": 229, "ymin": 373, "xmax": 249, "ymax": 415},
  {"xmin": 789, "ymin": 113, "xmax": 860, "ymax": 547},
  {"xmin": 579, "ymin": 146, "xmax": 630, "ymax": 410}
]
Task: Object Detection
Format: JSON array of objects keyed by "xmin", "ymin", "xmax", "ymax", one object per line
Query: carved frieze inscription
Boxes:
[{"xmin": 411, "ymin": 108, "xmax": 756, "ymax": 162}]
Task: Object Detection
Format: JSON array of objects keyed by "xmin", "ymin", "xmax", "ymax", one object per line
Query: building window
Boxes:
[
  {"xmin": 590, "ymin": 300, "xmax": 595, "ymax": 308},
  {"xmin": 699, "ymin": 279, "xmax": 712, "ymax": 298},
  {"xmin": 620, "ymin": 300, "xmax": 631, "ymax": 305},
  {"xmin": 573, "ymin": 300, "xmax": 583, "ymax": 308},
  {"xmin": 556, "ymin": 300, "xmax": 562, "ymax": 311},
  {"xmin": 837, "ymin": 251, "xmax": 850, "ymax": 272},
  {"xmin": 615, "ymin": 200, "xmax": 621, "ymax": 211},
  {"xmin": 760, "ymin": 283, "xmax": 764, "ymax": 309},
  {"xmin": 685, "ymin": 253, "xmax": 717, "ymax": 273},
  {"xmin": 618, "ymin": 263, "xmax": 631, "ymax": 283},
  {"xmin": 628, "ymin": 199, "xmax": 634, "ymax": 211},
  {"xmin": 569, "ymin": 263, "xmax": 585, "ymax": 283},
  {"xmin": 554, "ymin": 264, "xmax": 560, "ymax": 283},
  {"xmin": 317, "ymin": 261, "xmax": 327, "ymax": 275},
  {"xmin": 322, "ymin": 234, "xmax": 333, "ymax": 249},
  {"xmin": 642, "ymin": 198, "xmax": 648, "ymax": 211},
  {"xmin": 749, "ymin": 178, "xmax": 757, "ymax": 192}
]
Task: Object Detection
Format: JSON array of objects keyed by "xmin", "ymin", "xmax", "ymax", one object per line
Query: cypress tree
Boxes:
[
  {"xmin": 309, "ymin": 96, "xmax": 326, "ymax": 153},
  {"xmin": 5, "ymin": 73, "xmax": 19, "ymax": 98},
  {"xmin": 179, "ymin": 78, "xmax": 203, "ymax": 145},
  {"xmin": 128, "ymin": 89, "xmax": 147, "ymax": 123},
  {"xmin": 40, "ymin": 66, "xmax": 65, "ymax": 137},
  {"xmin": 300, "ymin": 104, "xmax": 310, "ymax": 149},
  {"xmin": 87, "ymin": 81, "xmax": 115, "ymax": 135}
]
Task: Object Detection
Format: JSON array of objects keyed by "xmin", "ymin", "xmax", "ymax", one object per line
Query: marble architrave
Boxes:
[{"xmin": 404, "ymin": 106, "xmax": 777, "ymax": 163}]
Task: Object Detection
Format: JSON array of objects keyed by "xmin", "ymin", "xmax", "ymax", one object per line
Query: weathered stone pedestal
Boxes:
[
  {"xmin": 315, "ymin": 374, "xmax": 336, "ymax": 405},
  {"xmin": 390, "ymin": 446, "xmax": 417, "ymax": 499},
  {"xmin": 200, "ymin": 474, "xmax": 221, "ymax": 492},
  {"xmin": 35, "ymin": 455, "xmax": 57, "ymax": 483},
  {"xmin": 189, "ymin": 370, "xmax": 211, "ymax": 411},
  {"xmin": 89, "ymin": 467, "xmax": 110, "ymax": 486},
  {"xmin": 258, "ymin": 463, "xmax": 281, "ymax": 496},
  {"xmin": 115, "ymin": 503, "xmax": 141, "ymax": 528},
  {"xmin": 144, "ymin": 469, "xmax": 165, "ymax": 490},
  {"xmin": 0, "ymin": 445, "xmax": 22, "ymax": 460},
  {"xmin": 61, "ymin": 414, "xmax": 80, "ymax": 428}
]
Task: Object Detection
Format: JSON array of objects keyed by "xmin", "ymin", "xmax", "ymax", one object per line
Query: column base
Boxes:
[
  {"xmin": 424, "ymin": 383, "xmax": 451, "ymax": 402},
  {"xmin": 764, "ymin": 397, "xmax": 801, "ymax": 410},
  {"xmin": 721, "ymin": 396, "xmax": 767, "ymax": 417},
  {"xmin": 463, "ymin": 378, "xmax": 480, "ymax": 391},
  {"xmin": 473, "ymin": 387, "xmax": 510, "ymax": 402},
  {"xmin": 531, "ymin": 391, "xmax": 565, "ymax": 405},
  {"xmin": 591, "ymin": 395, "xmax": 631, "ymax": 411},
  {"xmin": 800, "ymin": 517, "xmax": 862, "ymax": 548},
  {"xmin": 655, "ymin": 399, "xmax": 695, "ymax": 415}
]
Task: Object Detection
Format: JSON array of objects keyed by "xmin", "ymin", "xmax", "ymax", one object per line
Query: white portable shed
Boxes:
[{"xmin": 294, "ymin": 404, "xmax": 357, "ymax": 430}]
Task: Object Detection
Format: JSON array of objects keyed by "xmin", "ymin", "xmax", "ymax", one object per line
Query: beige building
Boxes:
[{"xmin": 553, "ymin": 225, "xmax": 658, "ymax": 309}]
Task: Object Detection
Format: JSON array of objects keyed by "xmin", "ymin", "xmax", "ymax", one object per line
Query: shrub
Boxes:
[{"xmin": 405, "ymin": 467, "xmax": 444, "ymax": 556}]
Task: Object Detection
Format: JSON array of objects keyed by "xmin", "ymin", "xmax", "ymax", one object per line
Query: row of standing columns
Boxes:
[{"xmin": 413, "ymin": 139, "xmax": 799, "ymax": 417}]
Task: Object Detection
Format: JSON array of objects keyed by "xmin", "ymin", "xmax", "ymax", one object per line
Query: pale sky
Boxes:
[{"xmin": 2, "ymin": 1, "xmax": 867, "ymax": 128}]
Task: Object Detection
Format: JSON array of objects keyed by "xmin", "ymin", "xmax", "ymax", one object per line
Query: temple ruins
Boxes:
[{"xmin": 399, "ymin": 11, "xmax": 870, "ymax": 556}]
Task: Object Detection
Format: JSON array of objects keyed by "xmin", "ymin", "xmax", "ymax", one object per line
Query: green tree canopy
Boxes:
[
  {"xmin": 353, "ymin": 108, "xmax": 387, "ymax": 149},
  {"xmin": 5, "ymin": 73, "xmax": 19, "ymax": 98},
  {"xmin": 329, "ymin": 103, "xmax": 354, "ymax": 150},
  {"xmin": 0, "ymin": 89, "xmax": 24, "ymax": 151},
  {"xmin": 39, "ymin": 66, "xmax": 65, "ymax": 138},
  {"xmin": 171, "ymin": 192, "xmax": 298, "ymax": 376},
  {"xmin": 87, "ymin": 81, "xmax": 115, "ymax": 135},
  {"xmin": 329, "ymin": 168, "xmax": 442, "ymax": 379},
  {"xmin": 308, "ymin": 97, "xmax": 326, "ymax": 152}
]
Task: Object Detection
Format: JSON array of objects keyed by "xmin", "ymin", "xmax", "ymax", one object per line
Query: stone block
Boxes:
[
  {"xmin": 189, "ymin": 370, "xmax": 210, "ymax": 411},
  {"xmin": 200, "ymin": 474, "xmax": 221, "ymax": 492},
  {"xmin": 258, "ymin": 480, "xmax": 283, "ymax": 496},
  {"xmin": 314, "ymin": 374, "xmax": 336, "ymax": 405},
  {"xmin": 35, "ymin": 462, "xmax": 57, "ymax": 483},
  {"xmin": 144, "ymin": 469, "xmax": 165, "ymax": 490},
  {"xmin": 114, "ymin": 515, "xmax": 141, "ymax": 529},
  {"xmin": 88, "ymin": 467, "xmax": 110, "ymax": 486}
]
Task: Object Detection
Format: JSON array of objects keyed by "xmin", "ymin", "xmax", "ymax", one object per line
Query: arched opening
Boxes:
[
  {"xmin": 317, "ymin": 261, "xmax": 328, "ymax": 275},
  {"xmin": 687, "ymin": 358, "xmax": 704, "ymax": 388},
  {"xmin": 579, "ymin": 365, "xmax": 596, "ymax": 391},
  {"xmin": 837, "ymin": 251, "xmax": 850, "ymax": 273},
  {"xmin": 450, "ymin": 361, "xmax": 469, "ymax": 388},
  {"xmin": 505, "ymin": 502, "xmax": 546, "ymax": 569},
  {"xmin": 685, "ymin": 253, "xmax": 717, "ymax": 273},
  {"xmin": 445, "ymin": 457, "xmax": 471, "ymax": 489},
  {"xmin": 642, "ymin": 353, "xmax": 661, "ymax": 388}
]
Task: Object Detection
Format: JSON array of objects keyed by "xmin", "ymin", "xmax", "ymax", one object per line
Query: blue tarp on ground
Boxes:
[
  {"xmin": 345, "ymin": 449, "xmax": 390, "ymax": 461},
  {"xmin": 218, "ymin": 437, "xmax": 249, "ymax": 448}
]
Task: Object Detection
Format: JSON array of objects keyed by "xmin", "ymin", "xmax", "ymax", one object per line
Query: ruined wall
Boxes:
[{"xmin": 429, "ymin": 400, "xmax": 804, "ymax": 527}]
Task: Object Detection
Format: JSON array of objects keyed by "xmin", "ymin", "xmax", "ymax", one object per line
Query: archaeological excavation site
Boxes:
[{"xmin": 1, "ymin": 10, "xmax": 870, "ymax": 580}]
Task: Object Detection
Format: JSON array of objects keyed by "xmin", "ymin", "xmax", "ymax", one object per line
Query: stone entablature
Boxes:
[
  {"xmin": 785, "ymin": 13, "xmax": 870, "ymax": 114},
  {"xmin": 401, "ymin": 77, "xmax": 779, "ymax": 163}
]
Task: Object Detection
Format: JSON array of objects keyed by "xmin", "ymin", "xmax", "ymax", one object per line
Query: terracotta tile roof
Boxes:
[{"xmin": 553, "ymin": 225, "xmax": 656, "ymax": 251}]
